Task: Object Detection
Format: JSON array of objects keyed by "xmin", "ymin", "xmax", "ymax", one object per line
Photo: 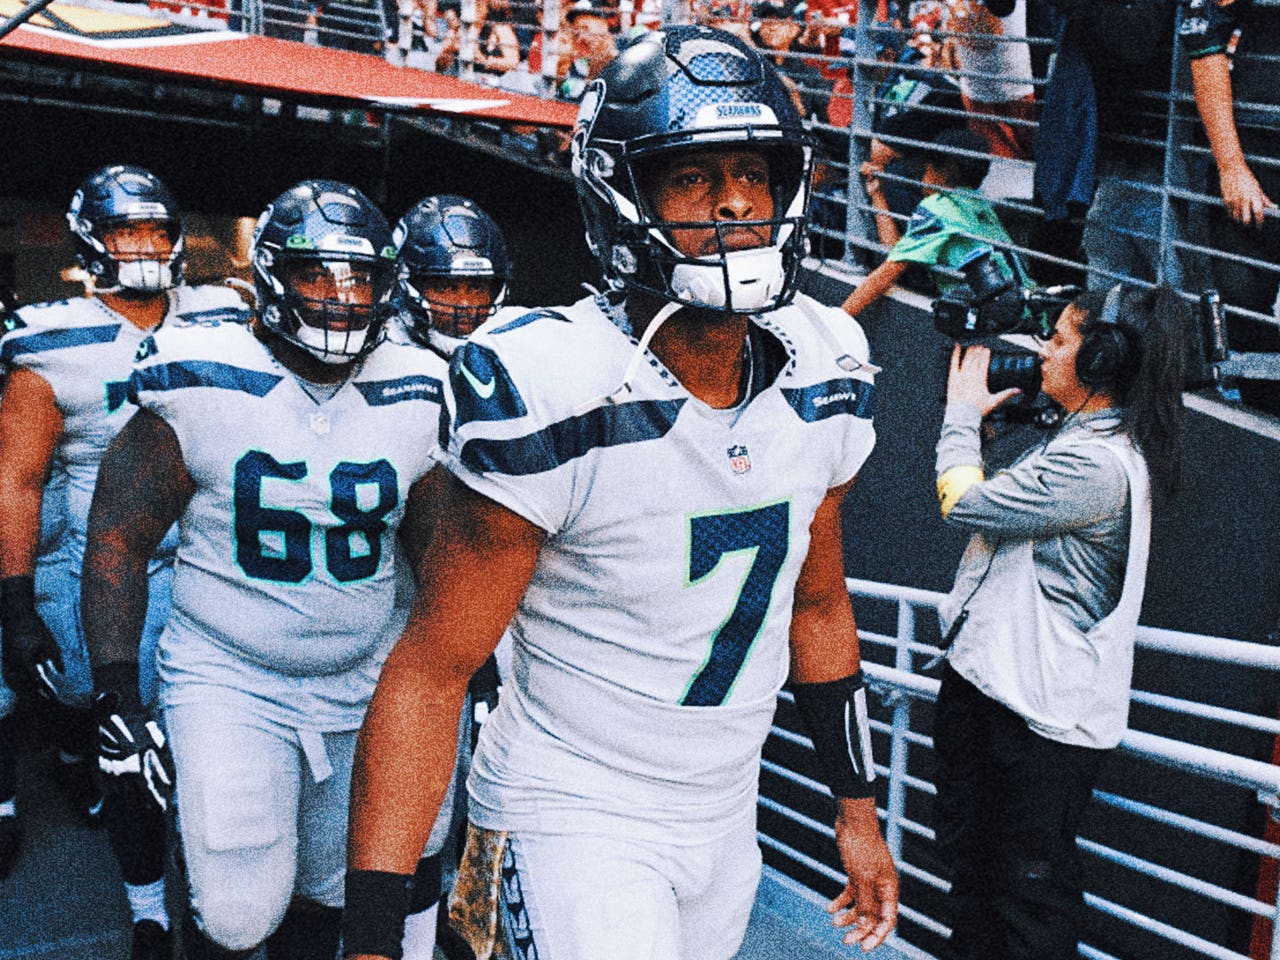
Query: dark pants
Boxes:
[
  {"xmin": 1208, "ymin": 133, "xmax": 1280, "ymax": 415},
  {"xmin": 933, "ymin": 664, "xmax": 1107, "ymax": 960}
]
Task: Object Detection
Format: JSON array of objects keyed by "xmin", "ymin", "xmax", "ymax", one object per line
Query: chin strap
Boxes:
[{"xmin": 572, "ymin": 299, "xmax": 684, "ymax": 417}]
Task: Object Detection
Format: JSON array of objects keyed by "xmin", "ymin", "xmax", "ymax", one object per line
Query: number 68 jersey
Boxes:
[
  {"xmin": 442, "ymin": 294, "xmax": 877, "ymax": 845},
  {"xmin": 128, "ymin": 319, "xmax": 444, "ymax": 730}
]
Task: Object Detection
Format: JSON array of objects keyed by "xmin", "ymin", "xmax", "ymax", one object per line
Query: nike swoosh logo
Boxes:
[{"xmin": 459, "ymin": 361, "xmax": 496, "ymax": 399}]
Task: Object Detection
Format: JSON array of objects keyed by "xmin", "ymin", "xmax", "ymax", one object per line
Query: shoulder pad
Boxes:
[{"xmin": 783, "ymin": 295, "xmax": 875, "ymax": 375}]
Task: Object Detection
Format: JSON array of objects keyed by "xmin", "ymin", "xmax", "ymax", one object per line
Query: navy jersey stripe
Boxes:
[
  {"xmin": 460, "ymin": 398, "xmax": 685, "ymax": 476},
  {"xmin": 355, "ymin": 375, "xmax": 443, "ymax": 406},
  {"xmin": 0, "ymin": 324, "xmax": 120, "ymax": 364},
  {"xmin": 781, "ymin": 378, "xmax": 875, "ymax": 423},
  {"xmin": 489, "ymin": 309, "xmax": 570, "ymax": 336},
  {"xmin": 128, "ymin": 360, "xmax": 283, "ymax": 401},
  {"xmin": 176, "ymin": 306, "xmax": 251, "ymax": 325}
]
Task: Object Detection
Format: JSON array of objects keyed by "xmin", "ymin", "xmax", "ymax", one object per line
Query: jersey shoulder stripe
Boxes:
[
  {"xmin": 0, "ymin": 323, "xmax": 119, "ymax": 363},
  {"xmin": 459, "ymin": 397, "xmax": 685, "ymax": 476},
  {"xmin": 487, "ymin": 308, "xmax": 571, "ymax": 336},
  {"xmin": 127, "ymin": 359, "xmax": 283, "ymax": 399},
  {"xmin": 764, "ymin": 295, "xmax": 877, "ymax": 424},
  {"xmin": 455, "ymin": 296, "xmax": 644, "ymax": 427}
]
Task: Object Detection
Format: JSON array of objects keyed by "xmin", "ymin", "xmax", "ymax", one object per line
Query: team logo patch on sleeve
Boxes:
[
  {"xmin": 781, "ymin": 378, "xmax": 876, "ymax": 423},
  {"xmin": 450, "ymin": 341, "xmax": 527, "ymax": 428},
  {"xmin": 354, "ymin": 375, "xmax": 443, "ymax": 407}
]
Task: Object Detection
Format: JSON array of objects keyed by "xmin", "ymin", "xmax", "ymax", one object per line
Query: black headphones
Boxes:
[{"xmin": 1075, "ymin": 283, "xmax": 1141, "ymax": 391}]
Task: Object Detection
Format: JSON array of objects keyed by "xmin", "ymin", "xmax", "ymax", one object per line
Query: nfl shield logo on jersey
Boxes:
[{"xmin": 727, "ymin": 444, "xmax": 751, "ymax": 475}]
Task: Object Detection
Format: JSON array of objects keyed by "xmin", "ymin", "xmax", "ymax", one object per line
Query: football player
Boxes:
[
  {"xmin": 0, "ymin": 164, "xmax": 247, "ymax": 956},
  {"xmin": 391, "ymin": 193, "xmax": 514, "ymax": 356},
  {"xmin": 79, "ymin": 180, "xmax": 444, "ymax": 960},
  {"xmin": 343, "ymin": 26, "xmax": 899, "ymax": 960},
  {"xmin": 0, "ymin": 291, "xmax": 70, "ymax": 880},
  {"xmin": 388, "ymin": 192, "xmax": 515, "ymax": 960}
]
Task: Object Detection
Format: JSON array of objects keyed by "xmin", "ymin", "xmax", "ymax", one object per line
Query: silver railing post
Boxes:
[
  {"xmin": 1157, "ymin": 2, "xmax": 1184, "ymax": 288},
  {"xmin": 882, "ymin": 597, "xmax": 916, "ymax": 862},
  {"xmin": 843, "ymin": 0, "xmax": 875, "ymax": 271}
]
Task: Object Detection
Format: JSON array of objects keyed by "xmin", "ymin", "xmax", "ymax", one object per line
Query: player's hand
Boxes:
[
  {"xmin": 94, "ymin": 693, "xmax": 175, "ymax": 813},
  {"xmin": 0, "ymin": 576, "xmax": 63, "ymax": 701},
  {"xmin": 1219, "ymin": 162, "xmax": 1276, "ymax": 228},
  {"xmin": 946, "ymin": 344, "xmax": 1021, "ymax": 416},
  {"xmin": 829, "ymin": 797, "xmax": 898, "ymax": 952}
]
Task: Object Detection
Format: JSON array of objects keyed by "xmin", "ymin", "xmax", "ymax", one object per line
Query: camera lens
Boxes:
[{"xmin": 987, "ymin": 351, "xmax": 1040, "ymax": 398}]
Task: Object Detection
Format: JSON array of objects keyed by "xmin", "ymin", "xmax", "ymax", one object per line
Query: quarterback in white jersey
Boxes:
[
  {"xmin": 345, "ymin": 27, "xmax": 898, "ymax": 960},
  {"xmin": 80, "ymin": 181, "xmax": 443, "ymax": 960},
  {"xmin": 0, "ymin": 165, "xmax": 244, "ymax": 956}
]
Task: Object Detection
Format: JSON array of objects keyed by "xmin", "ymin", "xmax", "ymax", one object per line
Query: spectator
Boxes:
[
  {"xmin": 433, "ymin": 0, "xmax": 463, "ymax": 73},
  {"xmin": 694, "ymin": 0, "xmax": 752, "ymax": 43},
  {"xmin": 943, "ymin": 0, "xmax": 1037, "ymax": 160},
  {"xmin": 475, "ymin": 0, "xmax": 521, "ymax": 75},
  {"xmin": 392, "ymin": 0, "xmax": 437, "ymax": 67},
  {"xmin": 859, "ymin": 24, "xmax": 970, "ymax": 229},
  {"xmin": 1182, "ymin": 0, "xmax": 1279, "ymax": 414},
  {"xmin": 751, "ymin": 0, "xmax": 828, "ymax": 120},
  {"xmin": 843, "ymin": 128, "xmax": 1030, "ymax": 317},
  {"xmin": 557, "ymin": 0, "xmax": 617, "ymax": 101},
  {"xmin": 1034, "ymin": 1, "xmax": 1198, "ymax": 293}
]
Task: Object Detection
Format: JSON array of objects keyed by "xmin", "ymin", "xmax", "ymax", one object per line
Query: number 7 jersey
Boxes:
[
  {"xmin": 441, "ymin": 294, "xmax": 877, "ymax": 844},
  {"xmin": 128, "ymin": 319, "xmax": 444, "ymax": 729}
]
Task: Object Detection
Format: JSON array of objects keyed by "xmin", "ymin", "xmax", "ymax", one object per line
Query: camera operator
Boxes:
[{"xmin": 930, "ymin": 284, "xmax": 1188, "ymax": 960}]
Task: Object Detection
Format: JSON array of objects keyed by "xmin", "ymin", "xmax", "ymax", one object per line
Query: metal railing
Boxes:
[
  {"xmin": 57, "ymin": 0, "xmax": 1280, "ymax": 410},
  {"xmin": 233, "ymin": 0, "xmax": 1280, "ymax": 409},
  {"xmin": 756, "ymin": 577, "xmax": 1280, "ymax": 960}
]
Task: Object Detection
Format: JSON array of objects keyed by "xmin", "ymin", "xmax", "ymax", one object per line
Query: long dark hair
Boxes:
[{"xmin": 1073, "ymin": 284, "xmax": 1187, "ymax": 496}]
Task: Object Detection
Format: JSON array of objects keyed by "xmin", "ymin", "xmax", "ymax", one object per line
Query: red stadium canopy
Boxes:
[{"xmin": 0, "ymin": 0, "xmax": 578, "ymax": 128}]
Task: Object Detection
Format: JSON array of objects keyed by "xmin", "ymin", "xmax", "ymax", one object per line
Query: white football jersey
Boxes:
[
  {"xmin": 443, "ymin": 294, "xmax": 877, "ymax": 843},
  {"xmin": 0, "ymin": 287, "xmax": 248, "ymax": 573},
  {"xmin": 130, "ymin": 318, "xmax": 444, "ymax": 729}
]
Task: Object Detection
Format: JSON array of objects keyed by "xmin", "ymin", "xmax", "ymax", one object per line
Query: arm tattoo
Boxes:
[{"xmin": 82, "ymin": 409, "xmax": 194, "ymax": 673}]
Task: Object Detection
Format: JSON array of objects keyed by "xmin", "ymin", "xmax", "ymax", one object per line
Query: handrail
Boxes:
[{"xmin": 755, "ymin": 577, "xmax": 1280, "ymax": 959}]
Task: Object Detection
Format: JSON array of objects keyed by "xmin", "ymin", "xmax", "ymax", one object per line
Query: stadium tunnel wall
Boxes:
[{"xmin": 4, "ymin": 99, "xmax": 1280, "ymax": 952}]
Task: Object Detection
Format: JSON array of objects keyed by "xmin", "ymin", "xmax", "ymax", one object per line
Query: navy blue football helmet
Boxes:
[
  {"xmin": 67, "ymin": 165, "xmax": 184, "ymax": 294},
  {"xmin": 571, "ymin": 26, "xmax": 813, "ymax": 314},
  {"xmin": 251, "ymin": 180, "xmax": 397, "ymax": 365},
  {"xmin": 392, "ymin": 195, "xmax": 512, "ymax": 356}
]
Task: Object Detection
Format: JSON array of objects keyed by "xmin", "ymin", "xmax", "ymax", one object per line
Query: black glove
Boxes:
[
  {"xmin": 93, "ymin": 663, "xmax": 174, "ymax": 814},
  {"xmin": 0, "ymin": 575, "xmax": 63, "ymax": 700}
]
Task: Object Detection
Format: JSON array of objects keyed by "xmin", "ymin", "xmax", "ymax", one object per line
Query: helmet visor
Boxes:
[
  {"xmin": 100, "ymin": 218, "xmax": 181, "ymax": 263},
  {"xmin": 407, "ymin": 275, "xmax": 505, "ymax": 340},
  {"xmin": 278, "ymin": 258, "xmax": 394, "ymax": 361}
]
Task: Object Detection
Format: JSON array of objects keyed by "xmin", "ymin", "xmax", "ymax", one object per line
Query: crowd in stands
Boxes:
[{"xmin": 259, "ymin": 0, "xmax": 1277, "ymax": 414}]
